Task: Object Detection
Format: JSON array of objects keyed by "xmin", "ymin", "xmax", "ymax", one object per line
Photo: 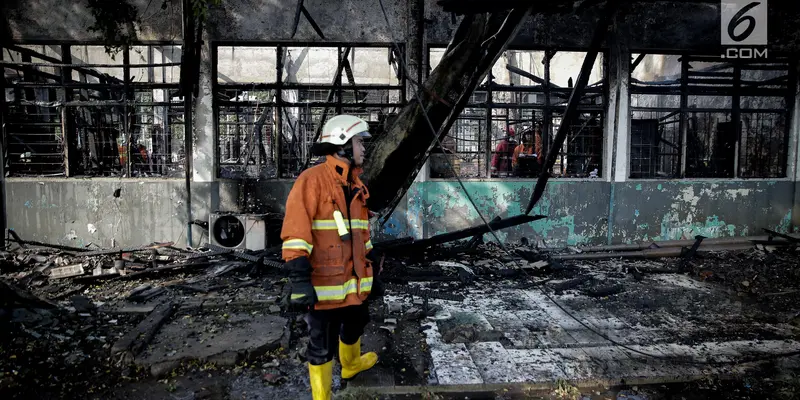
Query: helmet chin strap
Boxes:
[
  {"xmin": 338, "ymin": 143, "xmax": 359, "ymax": 179},
  {"xmin": 342, "ymin": 142, "xmax": 356, "ymax": 160}
]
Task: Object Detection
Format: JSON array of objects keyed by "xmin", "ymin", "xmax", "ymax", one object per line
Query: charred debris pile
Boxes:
[{"xmin": 0, "ymin": 225, "xmax": 798, "ymax": 396}]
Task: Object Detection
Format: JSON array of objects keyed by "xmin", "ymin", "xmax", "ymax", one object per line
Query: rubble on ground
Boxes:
[{"xmin": 1, "ymin": 229, "xmax": 799, "ymax": 399}]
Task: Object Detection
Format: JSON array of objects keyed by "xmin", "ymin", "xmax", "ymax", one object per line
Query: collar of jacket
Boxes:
[{"xmin": 323, "ymin": 156, "xmax": 367, "ymax": 193}]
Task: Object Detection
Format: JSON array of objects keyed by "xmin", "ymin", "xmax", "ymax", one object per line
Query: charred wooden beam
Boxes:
[
  {"xmin": 525, "ymin": 1, "xmax": 616, "ymax": 214},
  {"xmin": 291, "ymin": 0, "xmax": 305, "ymax": 38},
  {"xmin": 438, "ymin": 0, "xmax": 720, "ymax": 15},
  {"xmin": 763, "ymin": 228, "xmax": 800, "ymax": 243},
  {"xmin": 111, "ymin": 301, "xmax": 177, "ymax": 360},
  {"xmin": 3, "ymin": 45, "xmax": 123, "ymax": 84},
  {"xmin": 301, "ymin": 5, "xmax": 326, "ymax": 40},
  {"xmin": 506, "ymin": 65, "xmax": 560, "ymax": 88},
  {"xmin": 438, "ymin": 0, "xmax": 579, "ymax": 15},
  {"xmin": 387, "ymin": 214, "xmax": 545, "ymax": 251},
  {"xmin": 364, "ymin": 8, "xmax": 532, "ymax": 215},
  {"xmin": 631, "ymin": 53, "xmax": 647, "ymax": 70},
  {"xmin": 290, "ymin": 0, "xmax": 326, "ymax": 39}
]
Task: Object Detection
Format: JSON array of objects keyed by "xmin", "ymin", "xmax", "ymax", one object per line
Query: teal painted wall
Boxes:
[
  {"xmin": 406, "ymin": 180, "xmax": 610, "ymax": 246},
  {"xmin": 390, "ymin": 179, "xmax": 797, "ymax": 246},
  {"xmin": 612, "ymin": 181, "xmax": 795, "ymax": 244}
]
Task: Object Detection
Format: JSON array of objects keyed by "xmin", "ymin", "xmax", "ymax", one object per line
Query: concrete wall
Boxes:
[
  {"xmin": 2, "ymin": 0, "xmax": 183, "ymax": 42},
  {"xmin": 426, "ymin": 1, "xmax": 800, "ymax": 52},
  {"xmin": 5, "ymin": 179, "xmax": 238, "ymax": 248},
  {"xmin": 2, "ymin": 0, "xmax": 408, "ymax": 43},
  {"xmin": 612, "ymin": 181, "xmax": 794, "ymax": 243},
  {"xmin": 6, "ymin": 1, "xmax": 800, "ymax": 51}
]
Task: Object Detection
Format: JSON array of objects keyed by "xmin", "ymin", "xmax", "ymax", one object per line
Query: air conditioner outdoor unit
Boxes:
[{"xmin": 209, "ymin": 213, "xmax": 267, "ymax": 251}]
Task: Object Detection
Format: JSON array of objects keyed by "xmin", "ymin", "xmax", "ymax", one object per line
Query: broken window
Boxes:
[
  {"xmin": 428, "ymin": 48, "xmax": 605, "ymax": 179},
  {"xmin": 630, "ymin": 54, "xmax": 794, "ymax": 179},
  {"xmin": 1, "ymin": 44, "xmax": 186, "ymax": 177},
  {"xmin": 215, "ymin": 45, "xmax": 405, "ymax": 179}
]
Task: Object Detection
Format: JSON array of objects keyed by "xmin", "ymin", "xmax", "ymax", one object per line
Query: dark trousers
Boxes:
[{"xmin": 306, "ymin": 303, "xmax": 370, "ymax": 365}]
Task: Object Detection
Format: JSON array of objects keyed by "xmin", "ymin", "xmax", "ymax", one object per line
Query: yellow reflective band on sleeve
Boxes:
[
  {"xmin": 359, "ymin": 277, "xmax": 373, "ymax": 293},
  {"xmin": 351, "ymin": 219, "xmax": 370, "ymax": 230},
  {"xmin": 314, "ymin": 219, "xmax": 368, "ymax": 230},
  {"xmin": 282, "ymin": 239, "xmax": 313, "ymax": 253},
  {"xmin": 290, "ymin": 293, "xmax": 307, "ymax": 300},
  {"xmin": 365, "ymin": 240, "xmax": 373, "ymax": 251},
  {"xmin": 311, "ymin": 220, "xmax": 338, "ymax": 230},
  {"xmin": 314, "ymin": 278, "xmax": 359, "ymax": 302}
]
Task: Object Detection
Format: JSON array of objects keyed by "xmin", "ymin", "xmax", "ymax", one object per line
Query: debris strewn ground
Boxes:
[{"xmin": 1, "ymin": 231, "xmax": 799, "ymax": 399}]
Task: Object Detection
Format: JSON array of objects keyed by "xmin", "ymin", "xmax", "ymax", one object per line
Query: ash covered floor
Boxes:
[{"xmin": 1, "ymin": 236, "xmax": 799, "ymax": 399}]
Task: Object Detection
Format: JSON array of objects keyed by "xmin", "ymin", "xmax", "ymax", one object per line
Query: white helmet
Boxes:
[{"xmin": 320, "ymin": 115, "xmax": 371, "ymax": 146}]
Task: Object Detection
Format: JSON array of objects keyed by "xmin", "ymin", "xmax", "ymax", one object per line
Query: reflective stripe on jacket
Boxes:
[{"xmin": 280, "ymin": 155, "xmax": 374, "ymax": 310}]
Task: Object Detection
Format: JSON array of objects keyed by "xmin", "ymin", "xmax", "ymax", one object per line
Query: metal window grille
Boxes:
[
  {"xmin": 2, "ymin": 44, "xmax": 185, "ymax": 177},
  {"xmin": 214, "ymin": 45, "xmax": 405, "ymax": 179},
  {"xmin": 629, "ymin": 54, "xmax": 794, "ymax": 179},
  {"xmin": 429, "ymin": 49, "xmax": 606, "ymax": 179}
]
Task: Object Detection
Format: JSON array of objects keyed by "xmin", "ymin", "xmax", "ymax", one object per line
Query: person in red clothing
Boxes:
[{"xmin": 490, "ymin": 127, "xmax": 516, "ymax": 177}]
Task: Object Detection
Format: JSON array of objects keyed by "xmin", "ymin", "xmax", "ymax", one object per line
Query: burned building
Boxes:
[
  {"xmin": 1, "ymin": 1, "xmax": 799, "ymax": 248},
  {"xmin": 2, "ymin": 1, "xmax": 800, "ymax": 398}
]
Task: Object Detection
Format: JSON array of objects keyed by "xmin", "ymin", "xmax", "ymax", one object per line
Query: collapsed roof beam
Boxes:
[
  {"xmin": 380, "ymin": 214, "xmax": 546, "ymax": 252},
  {"xmin": 438, "ymin": 0, "xmax": 720, "ymax": 15},
  {"xmin": 525, "ymin": 0, "xmax": 616, "ymax": 214},
  {"xmin": 363, "ymin": 7, "xmax": 533, "ymax": 216},
  {"xmin": 631, "ymin": 53, "xmax": 646, "ymax": 70},
  {"xmin": 291, "ymin": 0, "xmax": 326, "ymax": 39},
  {"xmin": 506, "ymin": 65, "xmax": 561, "ymax": 89},
  {"xmin": 4, "ymin": 45, "xmax": 123, "ymax": 84}
]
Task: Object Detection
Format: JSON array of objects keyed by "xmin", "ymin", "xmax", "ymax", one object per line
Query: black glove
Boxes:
[
  {"xmin": 367, "ymin": 252, "xmax": 385, "ymax": 299},
  {"xmin": 285, "ymin": 256, "xmax": 316, "ymax": 311}
]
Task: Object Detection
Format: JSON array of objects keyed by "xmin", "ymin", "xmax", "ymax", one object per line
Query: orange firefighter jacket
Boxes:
[{"xmin": 281, "ymin": 155, "xmax": 374, "ymax": 311}]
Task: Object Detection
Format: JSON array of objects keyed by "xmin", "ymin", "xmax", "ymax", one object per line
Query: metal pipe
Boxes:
[
  {"xmin": 16, "ymin": 100, "xmax": 181, "ymax": 107},
  {"xmin": 552, "ymin": 242, "xmax": 760, "ymax": 260},
  {"xmin": 0, "ymin": 49, "xmax": 6, "ymax": 248},
  {"xmin": 182, "ymin": 0, "xmax": 194, "ymax": 247},
  {"xmin": 5, "ymin": 82, "xmax": 180, "ymax": 89},
  {"xmin": 0, "ymin": 60, "xmax": 181, "ymax": 68},
  {"xmin": 123, "ymin": 46, "xmax": 132, "ymax": 178},
  {"xmin": 562, "ymin": 234, "xmax": 800, "ymax": 253}
]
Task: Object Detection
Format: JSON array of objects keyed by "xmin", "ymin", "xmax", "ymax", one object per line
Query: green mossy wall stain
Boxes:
[
  {"xmin": 417, "ymin": 181, "xmax": 590, "ymax": 245},
  {"xmin": 400, "ymin": 180, "xmax": 791, "ymax": 246},
  {"xmin": 660, "ymin": 214, "xmax": 737, "ymax": 240},
  {"xmin": 777, "ymin": 211, "xmax": 792, "ymax": 233}
]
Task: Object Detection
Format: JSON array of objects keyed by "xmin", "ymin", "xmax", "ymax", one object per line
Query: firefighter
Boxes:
[{"xmin": 281, "ymin": 114, "xmax": 381, "ymax": 400}]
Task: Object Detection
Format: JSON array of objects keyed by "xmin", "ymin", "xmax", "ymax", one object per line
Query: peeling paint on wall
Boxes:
[
  {"xmin": 408, "ymin": 181, "xmax": 608, "ymax": 246},
  {"xmin": 616, "ymin": 181, "xmax": 792, "ymax": 244},
  {"xmin": 777, "ymin": 211, "xmax": 792, "ymax": 233},
  {"xmin": 7, "ymin": 179, "xmax": 795, "ymax": 248}
]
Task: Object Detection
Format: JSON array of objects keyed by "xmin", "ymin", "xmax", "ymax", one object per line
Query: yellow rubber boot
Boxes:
[
  {"xmin": 308, "ymin": 361, "xmax": 333, "ymax": 400},
  {"xmin": 339, "ymin": 338, "xmax": 378, "ymax": 380}
]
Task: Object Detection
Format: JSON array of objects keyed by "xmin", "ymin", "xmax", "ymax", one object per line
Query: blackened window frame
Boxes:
[
  {"xmin": 211, "ymin": 42, "xmax": 407, "ymax": 180},
  {"xmin": 629, "ymin": 52, "xmax": 796, "ymax": 179},
  {"xmin": 1, "ymin": 41, "xmax": 186, "ymax": 178},
  {"xmin": 426, "ymin": 45, "xmax": 609, "ymax": 179}
]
